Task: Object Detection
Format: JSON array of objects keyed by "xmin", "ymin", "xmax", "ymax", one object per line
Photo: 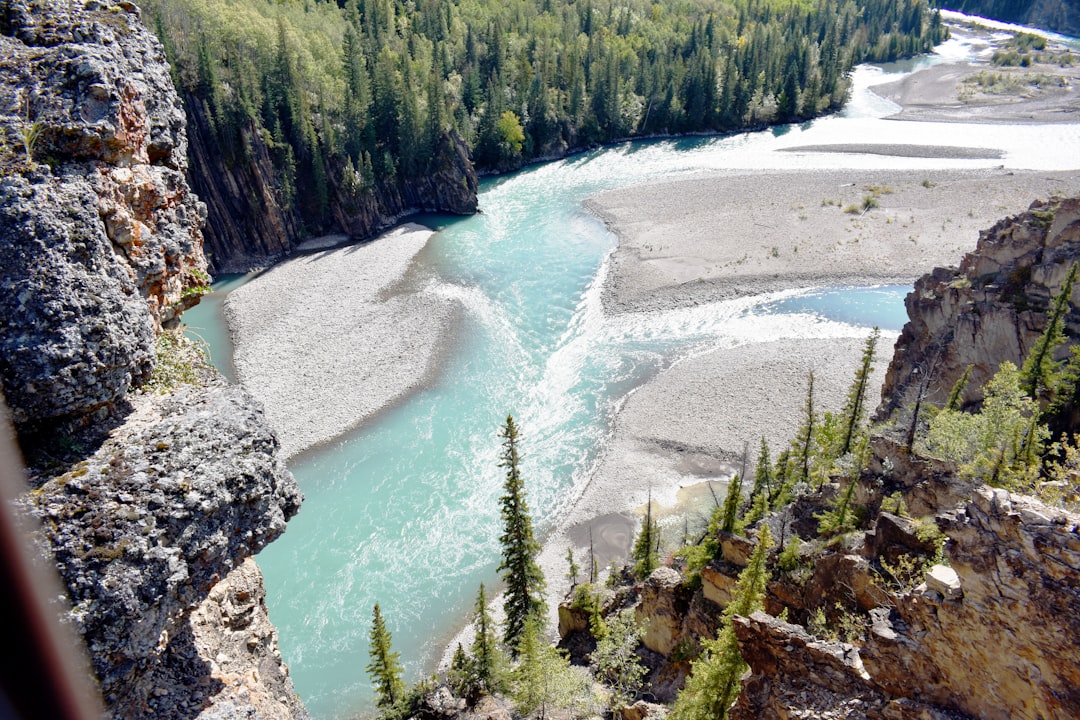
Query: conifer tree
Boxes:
[
  {"xmin": 794, "ymin": 371, "xmax": 817, "ymax": 487},
  {"xmin": 717, "ymin": 473, "xmax": 741, "ymax": 534},
  {"xmin": 497, "ymin": 414, "xmax": 546, "ymax": 648},
  {"xmin": 566, "ymin": 547, "xmax": 580, "ymax": 590},
  {"xmin": 946, "ymin": 364, "xmax": 974, "ymax": 411},
  {"xmin": 839, "ymin": 327, "xmax": 879, "ymax": 456},
  {"xmin": 449, "ymin": 643, "xmax": 470, "ymax": 697},
  {"xmin": 751, "ymin": 437, "xmax": 772, "ymax": 500},
  {"xmin": 469, "ymin": 582, "xmax": 503, "ymax": 696},
  {"xmin": 366, "ymin": 603, "xmax": 405, "ymax": 709},
  {"xmin": 671, "ymin": 526, "xmax": 774, "ymax": 720},
  {"xmin": 590, "ymin": 610, "xmax": 647, "ymax": 710},
  {"xmin": 1022, "ymin": 262, "xmax": 1078, "ymax": 400},
  {"xmin": 511, "ymin": 614, "xmax": 586, "ymax": 720},
  {"xmin": 588, "ymin": 526, "xmax": 598, "ymax": 584},
  {"xmin": 632, "ymin": 490, "xmax": 659, "ymax": 578}
]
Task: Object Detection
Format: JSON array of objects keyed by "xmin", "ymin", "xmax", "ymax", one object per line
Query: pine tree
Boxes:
[
  {"xmin": 366, "ymin": 603, "xmax": 405, "ymax": 709},
  {"xmin": 632, "ymin": 490, "xmax": 659, "ymax": 578},
  {"xmin": 469, "ymin": 582, "xmax": 503, "ymax": 696},
  {"xmin": 671, "ymin": 526, "xmax": 774, "ymax": 720},
  {"xmin": 497, "ymin": 414, "xmax": 546, "ymax": 648}
]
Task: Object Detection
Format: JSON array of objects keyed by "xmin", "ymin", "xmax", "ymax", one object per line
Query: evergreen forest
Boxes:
[{"xmin": 143, "ymin": 0, "xmax": 946, "ymax": 235}]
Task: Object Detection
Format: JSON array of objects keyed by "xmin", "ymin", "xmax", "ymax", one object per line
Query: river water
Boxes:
[{"xmin": 181, "ymin": 22, "xmax": 1079, "ymax": 720}]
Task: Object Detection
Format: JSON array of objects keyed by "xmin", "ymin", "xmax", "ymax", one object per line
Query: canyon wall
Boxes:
[
  {"xmin": 188, "ymin": 101, "xmax": 479, "ymax": 272},
  {"xmin": 939, "ymin": 0, "xmax": 1080, "ymax": 36},
  {"xmin": 877, "ymin": 196, "xmax": 1080, "ymax": 421},
  {"xmin": 0, "ymin": 2, "xmax": 306, "ymax": 717}
]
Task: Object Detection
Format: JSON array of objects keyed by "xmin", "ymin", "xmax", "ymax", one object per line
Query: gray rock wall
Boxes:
[{"xmin": 1, "ymin": 0, "xmax": 207, "ymax": 435}]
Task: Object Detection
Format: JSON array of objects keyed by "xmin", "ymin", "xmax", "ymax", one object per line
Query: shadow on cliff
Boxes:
[{"xmin": 118, "ymin": 619, "xmax": 225, "ymax": 720}]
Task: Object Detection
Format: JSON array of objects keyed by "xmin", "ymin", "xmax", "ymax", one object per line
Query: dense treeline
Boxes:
[{"xmin": 143, "ymin": 0, "xmax": 945, "ymax": 232}]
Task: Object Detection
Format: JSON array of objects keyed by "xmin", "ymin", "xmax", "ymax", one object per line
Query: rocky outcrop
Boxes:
[
  {"xmin": 0, "ymin": 0, "xmax": 207, "ymax": 435},
  {"xmin": 25, "ymin": 380, "xmax": 303, "ymax": 719},
  {"xmin": 939, "ymin": 0, "xmax": 1080, "ymax": 37},
  {"xmin": 190, "ymin": 101, "xmax": 479, "ymax": 271},
  {"xmin": 729, "ymin": 612, "xmax": 956, "ymax": 720},
  {"xmin": 861, "ymin": 488, "xmax": 1080, "ymax": 720},
  {"xmin": 1, "ymin": 3, "xmax": 306, "ymax": 718},
  {"xmin": 877, "ymin": 196, "xmax": 1080, "ymax": 422}
]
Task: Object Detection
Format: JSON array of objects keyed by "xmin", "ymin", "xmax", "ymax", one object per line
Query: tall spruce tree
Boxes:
[
  {"xmin": 793, "ymin": 371, "xmax": 817, "ymax": 488},
  {"xmin": 497, "ymin": 414, "xmax": 546, "ymax": 649},
  {"xmin": 671, "ymin": 525, "xmax": 774, "ymax": 720},
  {"xmin": 1022, "ymin": 262, "xmax": 1078, "ymax": 400},
  {"xmin": 366, "ymin": 603, "xmax": 405, "ymax": 709}
]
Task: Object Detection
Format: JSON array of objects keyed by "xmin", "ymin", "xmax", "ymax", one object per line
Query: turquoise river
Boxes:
[{"xmin": 182, "ymin": 19, "xmax": 1080, "ymax": 720}]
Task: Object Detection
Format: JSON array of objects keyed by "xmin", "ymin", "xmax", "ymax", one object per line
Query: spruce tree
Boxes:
[
  {"xmin": 566, "ymin": 547, "xmax": 580, "ymax": 590},
  {"xmin": 1022, "ymin": 262, "xmax": 1078, "ymax": 400},
  {"xmin": 719, "ymin": 473, "xmax": 743, "ymax": 534},
  {"xmin": 366, "ymin": 603, "xmax": 405, "ymax": 709},
  {"xmin": 946, "ymin": 364, "xmax": 974, "ymax": 411},
  {"xmin": 497, "ymin": 414, "xmax": 546, "ymax": 648},
  {"xmin": 469, "ymin": 582, "xmax": 503, "ymax": 696},
  {"xmin": 839, "ymin": 327, "xmax": 879, "ymax": 456},
  {"xmin": 793, "ymin": 371, "xmax": 817, "ymax": 487},
  {"xmin": 511, "ymin": 614, "xmax": 586, "ymax": 720},
  {"xmin": 632, "ymin": 490, "xmax": 659, "ymax": 578},
  {"xmin": 671, "ymin": 525, "xmax": 774, "ymax": 720}
]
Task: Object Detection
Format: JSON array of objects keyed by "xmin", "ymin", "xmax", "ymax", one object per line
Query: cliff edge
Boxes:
[{"xmin": 0, "ymin": 2, "xmax": 306, "ymax": 717}]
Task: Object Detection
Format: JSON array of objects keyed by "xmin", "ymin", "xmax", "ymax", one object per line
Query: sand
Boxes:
[
  {"xmin": 590, "ymin": 167, "xmax": 1080, "ymax": 315},
  {"xmin": 224, "ymin": 223, "xmax": 458, "ymax": 461}
]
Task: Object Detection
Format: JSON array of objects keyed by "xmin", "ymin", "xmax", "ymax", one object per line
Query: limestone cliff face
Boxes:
[
  {"xmin": 878, "ymin": 196, "xmax": 1080, "ymax": 422},
  {"xmin": 25, "ymin": 380, "xmax": 304, "ymax": 719},
  {"xmin": 0, "ymin": 0, "xmax": 207, "ymax": 433}
]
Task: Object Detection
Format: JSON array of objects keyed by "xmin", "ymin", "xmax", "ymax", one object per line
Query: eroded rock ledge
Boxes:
[{"xmin": 25, "ymin": 381, "xmax": 305, "ymax": 718}]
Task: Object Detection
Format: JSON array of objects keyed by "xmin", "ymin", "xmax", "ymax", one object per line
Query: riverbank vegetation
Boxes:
[
  {"xmin": 141, "ymin": 0, "xmax": 946, "ymax": 235},
  {"xmin": 364, "ymin": 261, "xmax": 1080, "ymax": 718}
]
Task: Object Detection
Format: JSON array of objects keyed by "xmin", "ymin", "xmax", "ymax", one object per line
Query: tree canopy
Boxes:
[{"xmin": 142, "ymin": 0, "xmax": 946, "ymax": 234}]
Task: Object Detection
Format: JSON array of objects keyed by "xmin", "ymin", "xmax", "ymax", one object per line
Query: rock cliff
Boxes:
[
  {"xmin": 0, "ymin": 2, "xmax": 306, "ymax": 717},
  {"xmin": 25, "ymin": 379, "xmax": 304, "ymax": 719},
  {"xmin": 878, "ymin": 196, "xmax": 1080, "ymax": 422},
  {"xmin": 189, "ymin": 103, "xmax": 479, "ymax": 271},
  {"xmin": 939, "ymin": 0, "xmax": 1080, "ymax": 37},
  {"xmin": 561, "ymin": 194, "xmax": 1080, "ymax": 720},
  {"xmin": 0, "ymin": 0, "xmax": 207, "ymax": 436}
]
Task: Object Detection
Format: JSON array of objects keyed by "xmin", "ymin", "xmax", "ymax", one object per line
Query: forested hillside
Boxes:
[{"xmin": 142, "ymin": 0, "xmax": 945, "ymax": 267}]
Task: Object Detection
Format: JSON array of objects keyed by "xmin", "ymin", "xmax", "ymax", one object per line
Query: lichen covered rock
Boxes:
[
  {"xmin": 0, "ymin": 0, "xmax": 207, "ymax": 433},
  {"xmin": 26, "ymin": 381, "xmax": 302, "ymax": 718}
]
